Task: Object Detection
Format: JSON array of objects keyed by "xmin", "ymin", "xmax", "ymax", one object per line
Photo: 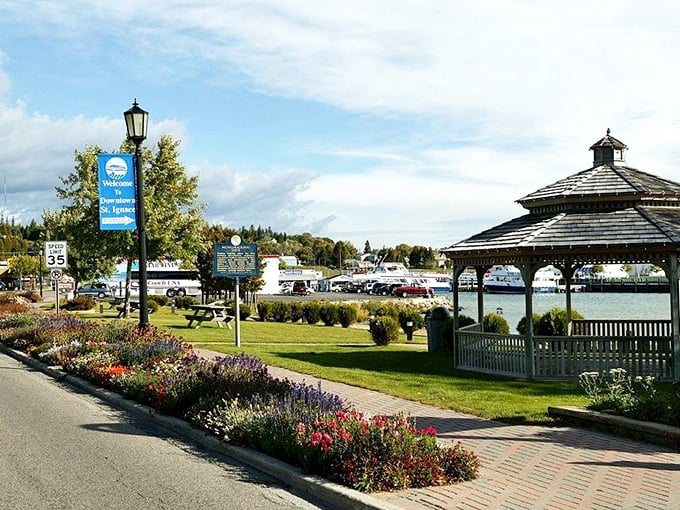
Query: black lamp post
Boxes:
[{"xmin": 124, "ymin": 99, "xmax": 149, "ymax": 328}]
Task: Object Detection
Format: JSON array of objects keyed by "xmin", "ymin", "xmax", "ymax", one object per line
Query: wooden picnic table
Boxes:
[
  {"xmin": 185, "ymin": 304, "xmax": 234, "ymax": 329},
  {"xmin": 116, "ymin": 300, "xmax": 153, "ymax": 318}
]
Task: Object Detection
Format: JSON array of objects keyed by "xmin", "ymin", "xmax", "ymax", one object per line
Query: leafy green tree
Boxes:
[
  {"xmin": 8, "ymin": 254, "xmax": 39, "ymax": 281},
  {"xmin": 44, "ymin": 136, "xmax": 206, "ymax": 313}
]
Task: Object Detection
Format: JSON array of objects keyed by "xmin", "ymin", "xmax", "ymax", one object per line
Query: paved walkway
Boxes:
[{"xmin": 195, "ymin": 348, "xmax": 680, "ymax": 510}]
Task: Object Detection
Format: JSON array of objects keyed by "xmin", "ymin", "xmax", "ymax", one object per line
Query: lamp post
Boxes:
[
  {"xmin": 39, "ymin": 250, "xmax": 43, "ymax": 298},
  {"xmin": 124, "ymin": 99, "xmax": 149, "ymax": 328}
]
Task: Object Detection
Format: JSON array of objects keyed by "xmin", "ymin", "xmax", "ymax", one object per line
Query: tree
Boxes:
[
  {"xmin": 44, "ymin": 136, "xmax": 207, "ymax": 313},
  {"xmin": 364, "ymin": 240, "xmax": 372, "ymax": 254},
  {"xmin": 7, "ymin": 254, "xmax": 39, "ymax": 282}
]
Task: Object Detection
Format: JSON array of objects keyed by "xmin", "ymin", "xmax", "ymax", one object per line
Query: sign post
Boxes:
[
  {"xmin": 213, "ymin": 235, "xmax": 258, "ymax": 347},
  {"xmin": 45, "ymin": 242, "xmax": 68, "ymax": 316}
]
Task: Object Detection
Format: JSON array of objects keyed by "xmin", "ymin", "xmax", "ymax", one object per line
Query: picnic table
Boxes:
[
  {"xmin": 116, "ymin": 301, "xmax": 153, "ymax": 318},
  {"xmin": 185, "ymin": 304, "xmax": 234, "ymax": 329}
]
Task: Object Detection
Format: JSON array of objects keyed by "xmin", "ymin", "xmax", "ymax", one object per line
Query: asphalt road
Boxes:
[{"xmin": 0, "ymin": 353, "xmax": 329, "ymax": 510}]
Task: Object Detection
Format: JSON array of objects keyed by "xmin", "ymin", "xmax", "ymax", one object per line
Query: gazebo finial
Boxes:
[{"xmin": 590, "ymin": 129, "xmax": 627, "ymax": 165}]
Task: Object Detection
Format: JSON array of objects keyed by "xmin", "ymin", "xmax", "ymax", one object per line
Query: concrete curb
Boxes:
[
  {"xmin": 548, "ymin": 405, "xmax": 680, "ymax": 451},
  {"xmin": 0, "ymin": 344, "xmax": 403, "ymax": 510}
]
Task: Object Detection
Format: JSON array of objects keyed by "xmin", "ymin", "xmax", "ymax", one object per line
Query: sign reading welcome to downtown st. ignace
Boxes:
[
  {"xmin": 213, "ymin": 238, "xmax": 259, "ymax": 278},
  {"xmin": 97, "ymin": 154, "xmax": 137, "ymax": 230}
]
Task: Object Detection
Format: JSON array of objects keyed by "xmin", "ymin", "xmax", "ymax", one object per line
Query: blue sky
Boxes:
[{"xmin": 2, "ymin": 1, "xmax": 680, "ymax": 251}]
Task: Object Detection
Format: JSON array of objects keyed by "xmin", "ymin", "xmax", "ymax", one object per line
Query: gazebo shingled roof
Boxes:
[
  {"xmin": 444, "ymin": 130, "xmax": 680, "ymax": 264},
  {"xmin": 442, "ymin": 130, "xmax": 680, "ymax": 381}
]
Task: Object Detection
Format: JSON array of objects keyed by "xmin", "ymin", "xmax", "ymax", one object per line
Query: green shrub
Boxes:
[
  {"xmin": 238, "ymin": 303, "xmax": 252, "ymax": 320},
  {"xmin": 438, "ymin": 314, "xmax": 476, "ymax": 351},
  {"xmin": 175, "ymin": 296, "xmax": 198, "ymax": 309},
  {"xmin": 149, "ymin": 295, "xmax": 170, "ymax": 307},
  {"xmin": 303, "ymin": 301, "xmax": 322, "ymax": 325},
  {"xmin": 256, "ymin": 301, "xmax": 271, "ymax": 321},
  {"xmin": 483, "ymin": 313, "xmax": 509, "ymax": 334},
  {"xmin": 337, "ymin": 303, "xmax": 359, "ymax": 328},
  {"xmin": 398, "ymin": 308, "xmax": 425, "ymax": 333},
  {"xmin": 536, "ymin": 308, "xmax": 584, "ymax": 336},
  {"xmin": 270, "ymin": 301, "xmax": 291, "ymax": 322},
  {"xmin": 148, "ymin": 300, "xmax": 160, "ymax": 314},
  {"xmin": 516, "ymin": 313, "xmax": 542, "ymax": 335},
  {"xmin": 62, "ymin": 296, "xmax": 96, "ymax": 311},
  {"xmin": 289, "ymin": 302, "xmax": 305, "ymax": 323},
  {"xmin": 369, "ymin": 315, "xmax": 400, "ymax": 346},
  {"xmin": 319, "ymin": 302, "xmax": 340, "ymax": 326}
]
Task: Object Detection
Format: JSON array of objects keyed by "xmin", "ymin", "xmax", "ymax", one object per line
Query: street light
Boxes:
[{"xmin": 124, "ymin": 99, "xmax": 149, "ymax": 328}]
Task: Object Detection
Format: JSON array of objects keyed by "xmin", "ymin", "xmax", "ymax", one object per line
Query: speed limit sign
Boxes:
[
  {"xmin": 50, "ymin": 269, "xmax": 63, "ymax": 281},
  {"xmin": 45, "ymin": 241, "xmax": 68, "ymax": 268}
]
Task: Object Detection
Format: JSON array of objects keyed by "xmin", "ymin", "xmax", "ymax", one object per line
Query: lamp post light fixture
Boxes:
[{"xmin": 124, "ymin": 99, "xmax": 150, "ymax": 328}]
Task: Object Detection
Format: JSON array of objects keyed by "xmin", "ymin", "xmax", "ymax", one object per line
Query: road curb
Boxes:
[{"xmin": 0, "ymin": 344, "xmax": 403, "ymax": 510}]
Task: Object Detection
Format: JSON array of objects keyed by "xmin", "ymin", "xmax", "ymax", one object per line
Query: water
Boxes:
[{"xmin": 454, "ymin": 292, "xmax": 671, "ymax": 333}]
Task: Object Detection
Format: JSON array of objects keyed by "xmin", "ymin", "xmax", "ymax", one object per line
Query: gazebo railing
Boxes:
[
  {"xmin": 456, "ymin": 321, "xmax": 673, "ymax": 380},
  {"xmin": 570, "ymin": 319, "xmax": 671, "ymax": 337},
  {"xmin": 457, "ymin": 327, "xmax": 526, "ymax": 378},
  {"xmin": 533, "ymin": 336, "xmax": 672, "ymax": 379}
]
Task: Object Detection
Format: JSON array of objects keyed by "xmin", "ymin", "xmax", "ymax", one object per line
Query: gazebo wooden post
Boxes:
[
  {"xmin": 451, "ymin": 265, "xmax": 465, "ymax": 368},
  {"xmin": 556, "ymin": 262, "xmax": 575, "ymax": 334},
  {"xmin": 475, "ymin": 266, "xmax": 487, "ymax": 327},
  {"xmin": 519, "ymin": 263, "xmax": 536, "ymax": 380},
  {"xmin": 669, "ymin": 255, "xmax": 680, "ymax": 382}
]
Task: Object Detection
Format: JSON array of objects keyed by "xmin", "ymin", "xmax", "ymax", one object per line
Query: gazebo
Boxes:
[{"xmin": 443, "ymin": 130, "xmax": 680, "ymax": 381}]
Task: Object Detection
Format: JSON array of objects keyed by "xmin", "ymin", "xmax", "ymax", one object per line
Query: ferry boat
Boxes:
[
  {"xmin": 483, "ymin": 265, "xmax": 561, "ymax": 294},
  {"xmin": 483, "ymin": 265, "xmax": 524, "ymax": 293},
  {"xmin": 351, "ymin": 261, "xmax": 452, "ymax": 293}
]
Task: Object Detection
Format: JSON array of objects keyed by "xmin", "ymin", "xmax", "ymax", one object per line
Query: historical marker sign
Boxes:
[
  {"xmin": 213, "ymin": 237, "xmax": 258, "ymax": 278},
  {"xmin": 97, "ymin": 153, "xmax": 137, "ymax": 230},
  {"xmin": 44, "ymin": 241, "xmax": 68, "ymax": 268}
]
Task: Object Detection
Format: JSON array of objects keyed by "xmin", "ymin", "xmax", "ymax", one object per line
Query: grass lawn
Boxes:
[{"xmin": 78, "ymin": 305, "xmax": 588, "ymax": 424}]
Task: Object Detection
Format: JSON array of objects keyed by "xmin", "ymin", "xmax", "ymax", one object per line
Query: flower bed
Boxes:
[{"xmin": 0, "ymin": 309, "xmax": 479, "ymax": 492}]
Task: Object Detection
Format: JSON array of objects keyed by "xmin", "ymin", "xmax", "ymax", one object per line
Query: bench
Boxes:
[
  {"xmin": 184, "ymin": 313, "xmax": 234, "ymax": 329},
  {"xmin": 116, "ymin": 301, "xmax": 154, "ymax": 318},
  {"xmin": 184, "ymin": 304, "xmax": 235, "ymax": 329}
]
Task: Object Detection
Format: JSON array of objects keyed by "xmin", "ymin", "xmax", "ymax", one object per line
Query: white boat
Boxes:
[
  {"xmin": 532, "ymin": 266, "xmax": 561, "ymax": 293},
  {"xmin": 483, "ymin": 265, "xmax": 561, "ymax": 294},
  {"xmin": 351, "ymin": 261, "xmax": 452, "ymax": 293},
  {"xmin": 483, "ymin": 265, "xmax": 524, "ymax": 294}
]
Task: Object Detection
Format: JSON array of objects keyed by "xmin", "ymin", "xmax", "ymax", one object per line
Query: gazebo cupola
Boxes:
[{"xmin": 590, "ymin": 128, "xmax": 628, "ymax": 165}]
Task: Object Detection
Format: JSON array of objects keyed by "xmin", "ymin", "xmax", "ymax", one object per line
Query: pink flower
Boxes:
[
  {"xmin": 417, "ymin": 426, "xmax": 438, "ymax": 437},
  {"xmin": 309, "ymin": 432, "xmax": 322, "ymax": 447}
]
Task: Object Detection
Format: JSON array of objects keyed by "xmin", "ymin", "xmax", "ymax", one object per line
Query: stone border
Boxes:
[
  {"xmin": 0, "ymin": 344, "xmax": 402, "ymax": 510},
  {"xmin": 548, "ymin": 406, "xmax": 680, "ymax": 451}
]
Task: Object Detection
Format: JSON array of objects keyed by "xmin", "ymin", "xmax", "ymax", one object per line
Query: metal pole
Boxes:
[
  {"xmin": 134, "ymin": 141, "xmax": 149, "ymax": 328},
  {"xmin": 39, "ymin": 250, "xmax": 43, "ymax": 298},
  {"xmin": 235, "ymin": 277, "xmax": 241, "ymax": 347}
]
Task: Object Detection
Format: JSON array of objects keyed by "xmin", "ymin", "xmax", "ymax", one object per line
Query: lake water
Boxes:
[{"xmin": 453, "ymin": 292, "xmax": 671, "ymax": 333}]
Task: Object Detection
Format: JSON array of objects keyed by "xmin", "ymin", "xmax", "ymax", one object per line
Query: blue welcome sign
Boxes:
[{"xmin": 97, "ymin": 153, "xmax": 137, "ymax": 230}]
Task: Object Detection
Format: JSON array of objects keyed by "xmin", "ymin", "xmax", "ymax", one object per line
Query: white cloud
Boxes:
[{"xmin": 3, "ymin": 1, "xmax": 680, "ymax": 248}]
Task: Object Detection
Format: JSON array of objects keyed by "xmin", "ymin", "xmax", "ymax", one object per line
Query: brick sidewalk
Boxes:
[{"xmin": 242, "ymin": 357, "xmax": 680, "ymax": 510}]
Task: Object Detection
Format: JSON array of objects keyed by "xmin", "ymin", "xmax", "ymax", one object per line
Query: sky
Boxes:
[{"xmin": 2, "ymin": 1, "xmax": 680, "ymax": 252}]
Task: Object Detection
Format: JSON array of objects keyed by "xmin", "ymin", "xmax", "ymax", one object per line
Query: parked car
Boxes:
[
  {"xmin": 75, "ymin": 282, "xmax": 113, "ymax": 298},
  {"xmin": 370, "ymin": 282, "xmax": 392, "ymax": 296},
  {"xmin": 392, "ymin": 284, "xmax": 434, "ymax": 298},
  {"xmin": 292, "ymin": 281, "xmax": 312, "ymax": 296}
]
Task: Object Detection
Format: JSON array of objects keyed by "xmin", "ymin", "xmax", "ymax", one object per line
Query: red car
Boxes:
[{"xmin": 392, "ymin": 284, "xmax": 433, "ymax": 298}]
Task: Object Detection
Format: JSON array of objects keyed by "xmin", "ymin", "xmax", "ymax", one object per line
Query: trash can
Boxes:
[{"xmin": 426, "ymin": 306, "xmax": 453, "ymax": 352}]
